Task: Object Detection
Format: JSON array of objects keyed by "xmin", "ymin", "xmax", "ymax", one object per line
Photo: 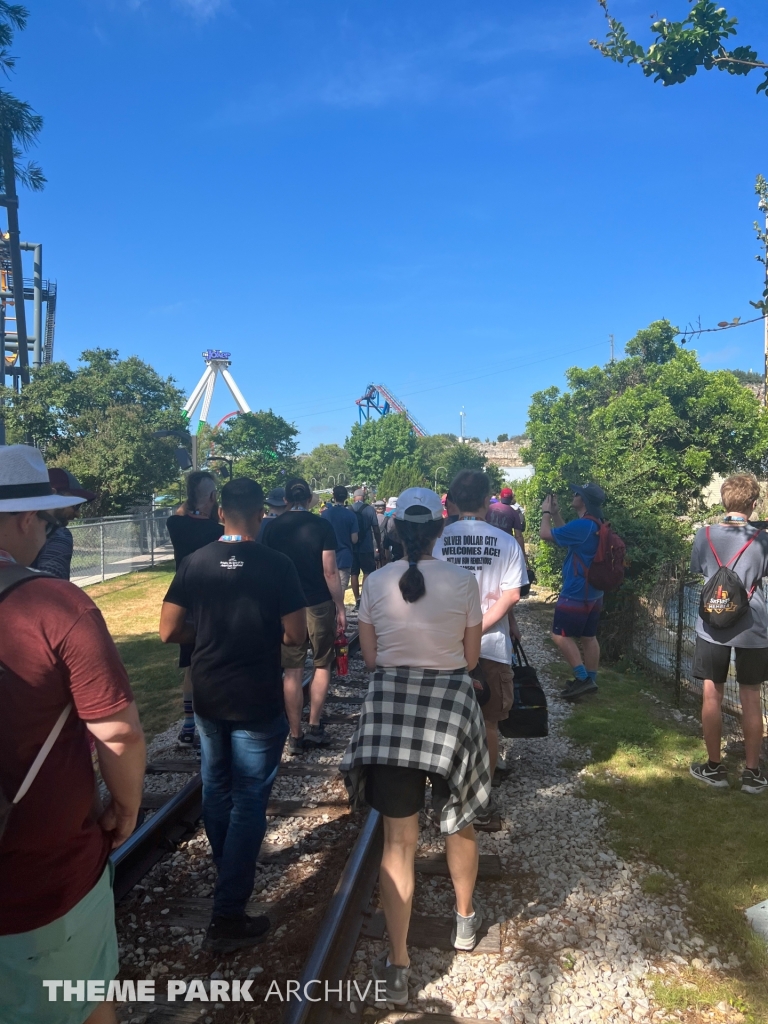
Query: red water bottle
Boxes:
[{"xmin": 334, "ymin": 630, "xmax": 349, "ymax": 677}]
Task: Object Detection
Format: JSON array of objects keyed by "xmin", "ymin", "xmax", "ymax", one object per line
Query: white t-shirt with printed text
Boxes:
[{"xmin": 434, "ymin": 518, "xmax": 528, "ymax": 664}]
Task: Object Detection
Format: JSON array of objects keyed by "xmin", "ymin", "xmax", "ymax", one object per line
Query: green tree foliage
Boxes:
[
  {"xmin": 1, "ymin": 348, "xmax": 186, "ymax": 513},
  {"xmin": 299, "ymin": 443, "xmax": 350, "ymax": 490},
  {"xmin": 0, "ymin": 4, "xmax": 45, "ymax": 191},
  {"xmin": 212, "ymin": 410, "xmax": 298, "ymax": 489},
  {"xmin": 727, "ymin": 368, "xmax": 763, "ymax": 384},
  {"xmin": 377, "ymin": 458, "xmax": 429, "ymax": 498},
  {"xmin": 623, "ymin": 319, "xmax": 679, "ymax": 364},
  {"xmin": 345, "ymin": 415, "xmax": 508, "ymax": 491},
  {"xmin": 592, "ymin": 1, "xmax": 768, "ymax": 96},
  {"xmin": 415, "ymin": 433, "xmax": 505, "ymax": 493},
  {"xmin": 526, "ymin": 320, "xmax": 768, "ymax": 588},
  {"xmin": 497, "ymin": 433, "xmax": 509, "ymax": 442},
  {"xmin": 345, "ymin": 414, "xmax": 416, "ymax": 484}
]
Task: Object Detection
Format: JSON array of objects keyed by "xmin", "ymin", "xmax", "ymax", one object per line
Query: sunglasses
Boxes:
[{"xmin": 36, "ymin": 510, "xmax": 59, "ymax": 537}]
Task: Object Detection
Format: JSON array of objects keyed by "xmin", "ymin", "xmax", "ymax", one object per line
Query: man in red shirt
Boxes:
[
  {"xmin": 0, "ymin": 445, "xmax": 146, "ymax": 1024},
  {"xmin": 486, "ymin": 488, "xmax": 525, "ymax": 553}
]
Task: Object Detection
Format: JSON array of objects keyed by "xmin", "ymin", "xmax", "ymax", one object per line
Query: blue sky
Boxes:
[{"xmin": 14, "ymin": 0, "xmax": 768, "ymax": 449}]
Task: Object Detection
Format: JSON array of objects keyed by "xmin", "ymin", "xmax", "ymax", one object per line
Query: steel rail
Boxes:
[
  {"xmin": 111, "ymin": 772, "xmax": 203, "ymax": 901},
  {"xmin": 283, "ymin": 808, "xmax": 382, "ymax": 1024},
  {"xmin": 111, "ymin": 629, "xmax": 361, "ymax": 901}
]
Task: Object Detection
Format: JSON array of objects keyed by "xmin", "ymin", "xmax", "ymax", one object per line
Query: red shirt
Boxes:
[
  {"xmin": 486, "ymin": 501, "xmax": 523, "ymax": 537},
  {"xmin": 0, "ymin": 576, "xmax": 133, "ymax": 934}
]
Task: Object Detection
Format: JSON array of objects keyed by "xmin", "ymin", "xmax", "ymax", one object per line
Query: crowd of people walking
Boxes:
[{"xmin": 2, "ymin": 439, "xmax": 768, "ymax": 1019}]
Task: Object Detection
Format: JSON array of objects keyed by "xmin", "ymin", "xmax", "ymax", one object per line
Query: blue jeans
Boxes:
[{"xmin": 195, "ymin": 712, "xmax": 288, "ymax": 918}]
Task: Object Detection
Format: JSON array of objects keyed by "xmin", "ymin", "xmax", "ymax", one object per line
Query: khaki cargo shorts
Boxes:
[
  {"xmin": 475, "ymin": 656, "xmax": 514, "ymax": 724},
  {"xmin": 282, "ymin": 599, "xmax": 336, "ymax": 670}
]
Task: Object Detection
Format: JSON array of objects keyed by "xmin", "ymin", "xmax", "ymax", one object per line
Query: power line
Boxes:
[{"xmin": 286, "ymin": 340, "xmax": 608, "ymax": 422}]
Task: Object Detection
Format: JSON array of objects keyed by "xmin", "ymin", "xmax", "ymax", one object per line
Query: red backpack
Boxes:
[{"xmin": 584, "ymin": 516, "xmax": 626, "ymax": 592}]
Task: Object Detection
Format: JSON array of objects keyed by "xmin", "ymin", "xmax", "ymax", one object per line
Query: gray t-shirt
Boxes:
[{"xmin": 691, "ymin": 523, "xmax": 768, "ymax": 648}]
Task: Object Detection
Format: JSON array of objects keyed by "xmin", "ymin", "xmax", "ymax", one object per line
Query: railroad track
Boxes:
[
  {"xmin": 111, "ymin": 629, "xmax": 362, "ymax": 902},
  {"xmin": 110, "ymin": 625, "xmax": 510, "ymax": 1024}
]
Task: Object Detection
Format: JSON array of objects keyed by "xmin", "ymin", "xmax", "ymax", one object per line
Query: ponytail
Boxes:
[{"xmin": 394, "ymin": 518, "xmax": 444, "ymax": 603}]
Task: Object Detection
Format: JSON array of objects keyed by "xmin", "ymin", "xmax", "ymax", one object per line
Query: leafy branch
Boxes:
[
  {"xmin": 591, "ymin": 1, "xmax": 768, "ymax": 96},
  {"xmin": 0, "ymin": 5, "xmax": 44, "ymax": 191}
]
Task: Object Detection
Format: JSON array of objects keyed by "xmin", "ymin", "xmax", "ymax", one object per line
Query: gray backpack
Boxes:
[{"xmin": 0, "ymin": 565, "xmax": 71, "ymax": 842}]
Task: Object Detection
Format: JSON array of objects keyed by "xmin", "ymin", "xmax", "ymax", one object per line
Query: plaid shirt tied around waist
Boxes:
[{"xmin": 340, "ymin": 666, "xmax": 492, "ymax": 834}]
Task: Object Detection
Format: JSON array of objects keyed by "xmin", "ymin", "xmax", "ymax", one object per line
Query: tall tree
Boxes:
[
  {"xmin": 0, "ymin": 3, "xmax": 45, "ymax": 192},
  {"xmin": 299, "ymin": 443, "xmax": 350, "ymax": 490},
  {"xmin": 1, "ymin": 348, "xmax": 187, "ymax": 513},
  {"xmin": 211, "ymin": 410, "xmax": 298, "ymax": 489},
  {"xmin": 415, "ymin": 433, "xmax": 505, "ymax": 493},
  {"xmin": 377, "ymin": 459, "xmax": 429, "ymax": 498},
  {"xmin": 592, "ymin": 1, "xmax": 768, "ymax": 96},
  {"xmin": 526, "ymin": 321, "xmax": 768, "ymax": 585},
  {"xmin": 345, "ymin": 414, "xmax": 416, "ymax": 485}
]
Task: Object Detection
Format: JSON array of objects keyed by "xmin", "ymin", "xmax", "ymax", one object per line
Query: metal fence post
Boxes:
[
  {"xmin": 674, "ymin": 571, "xmax": 686, "ymax": 707},
  {"xmin": 150, "ymin": 512, "xmax": 155, "ymax": 567},
  {"xmin": 100, "ymin": 523, "xmax": 106, "ymax": 583}
]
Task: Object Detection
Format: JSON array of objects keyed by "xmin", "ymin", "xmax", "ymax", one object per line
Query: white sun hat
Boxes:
[
  {"xmin": 393, "ymin": 487, "xmax": 444, "ymax": 522},
  {"xmin": 0, "ymin": 446, "xmax": 87, "ymax": 512}
]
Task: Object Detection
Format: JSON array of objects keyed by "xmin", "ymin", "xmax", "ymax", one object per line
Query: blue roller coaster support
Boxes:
[{"xmin": 355, "ymin": 383, "xmax": 428, "ymax": 437}]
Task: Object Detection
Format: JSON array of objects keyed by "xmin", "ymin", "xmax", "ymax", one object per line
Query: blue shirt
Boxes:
[
  {"xmin": 551, "ymin": 517, "xmax": 603, "ymax": 601},
  {"xmin": 321, "ymin": 504, "xmax": 359, "ymax": 569}
]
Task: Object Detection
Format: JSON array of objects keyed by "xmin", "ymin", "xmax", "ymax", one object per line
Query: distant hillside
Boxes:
[{"xmin": 468, "ymin": 438, "xmax": 531, "ymax": 467}]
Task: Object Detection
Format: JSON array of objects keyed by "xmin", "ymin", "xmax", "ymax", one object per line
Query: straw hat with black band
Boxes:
[{"xmin": 0, "ymin": 446, "xmax": 87, "ymax": 513}]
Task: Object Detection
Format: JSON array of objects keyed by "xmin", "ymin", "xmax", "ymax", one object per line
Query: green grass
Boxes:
[
  {"xmin": 85, "ymin": 563, "xmax": 183, "ymax": 739},
  {"xmin": 549, "ymin": 645, "xmax": 768, "ymax": 1020}
]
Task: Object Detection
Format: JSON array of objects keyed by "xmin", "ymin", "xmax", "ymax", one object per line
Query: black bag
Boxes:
[
  {"xmin": 699, "ymin": 526, "xmax": 758, "ymax": 630},
  {"xmin": 499, "ymin": 638, "xmax": 548, "ymax": 738},
  {"xmin": 520, "ymin": 564, "xmax": 537, "ymax": 598}
]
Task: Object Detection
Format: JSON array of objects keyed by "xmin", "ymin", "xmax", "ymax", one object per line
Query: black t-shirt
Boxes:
[
  {"xmin": 166, "ymin": 514, "xmax": 224, "ymax": 569},
  {"xmin": 263, "ymin": 510, "xmax": 337, "ymax": 606},
  {"xmin": 164, "ymin": 541, "xmax": 306, "ymax": 722}
]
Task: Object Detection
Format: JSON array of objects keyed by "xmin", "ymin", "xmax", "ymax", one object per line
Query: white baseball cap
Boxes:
[
  {"xmin": 0, "ymin": 445, "xmax": 87, "ymax": 512},
  {"xmin": 386, "ymin": 496, "xmax": 398, "ymax": 510},
  {"xmin": 393, "ymin": 487, "xmax": 444, "ymax": 522}
]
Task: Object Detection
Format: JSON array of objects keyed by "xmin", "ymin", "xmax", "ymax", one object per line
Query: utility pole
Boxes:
[
  {"xmin": 610, "ymin": 333, "xmax": 615, "ymax": 364},
  {"xmin": 459, "ymin": 407, "xmax": 466, "ymax": 443}
]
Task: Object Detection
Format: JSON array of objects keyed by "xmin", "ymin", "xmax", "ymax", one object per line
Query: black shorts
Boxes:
[
  {"xmin": 365, "ymin": 764, "xmax": 450, "ymax": 818},
  {"xmin": 693, "ymin": 636, "xmax": 768, "ymax": 687},
  {"xmin": 352, "ymin": 550, "xmax": 376, "ymax": 576}
]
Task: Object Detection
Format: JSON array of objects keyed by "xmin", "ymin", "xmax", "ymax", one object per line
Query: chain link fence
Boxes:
[
  {"xmin": 70, "ymin": 507, "xmax": 174, "ymax": 586},
  {"xmin": 626, "ymin": 564, "xmax": 767, "ymax": 745}
]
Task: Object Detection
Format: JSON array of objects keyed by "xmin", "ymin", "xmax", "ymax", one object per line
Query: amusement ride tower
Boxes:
[{"xmin": 183, "ymin": 349, "xmax": 251, "ymax": 431}]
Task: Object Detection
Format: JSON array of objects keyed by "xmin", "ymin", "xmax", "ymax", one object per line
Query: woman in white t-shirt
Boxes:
[{"xmin": 340, "ymin": 488, "xmax": 491, "ymax": 1005}]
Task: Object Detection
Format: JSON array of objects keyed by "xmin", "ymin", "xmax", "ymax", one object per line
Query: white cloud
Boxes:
[{"xmin": 213, "ymin": 7, "xmax": 597, "ymax": 126}]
